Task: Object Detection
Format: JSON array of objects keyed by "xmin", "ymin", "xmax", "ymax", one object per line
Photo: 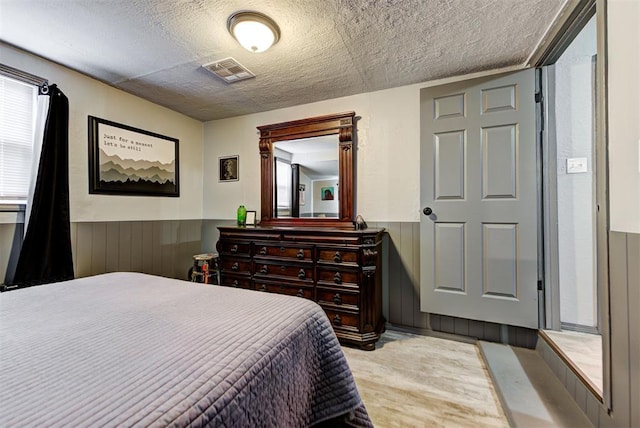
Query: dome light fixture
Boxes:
[{"xmin": 227, "ymin": 11, "xmax": 280, "ymax": 53}]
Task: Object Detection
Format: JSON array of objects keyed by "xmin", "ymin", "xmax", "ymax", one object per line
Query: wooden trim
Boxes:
[
  {"xmin": 538, "ymin": 329, "xmax": 604, "ymax": 402},
  {"xmin": 528, "ymin": 0, "xmax": 596, "ymax": 67},
  {"xmin": 258, "ymin": 112, "xmax": 356, "ymax": 228}
]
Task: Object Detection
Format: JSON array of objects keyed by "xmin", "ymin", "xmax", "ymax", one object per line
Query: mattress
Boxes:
[{"xmin": 0, "ymin": 272, "xmax": 371, "ymax": 427}]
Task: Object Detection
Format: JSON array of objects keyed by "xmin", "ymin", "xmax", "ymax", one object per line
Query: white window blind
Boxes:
[
  {"xmin": 0, "ymin": 76, "xmax": 36, "ymax": 204},
  {"xmin": 275, "ymin": 158, "xmax": 292, "ymax": 213}
]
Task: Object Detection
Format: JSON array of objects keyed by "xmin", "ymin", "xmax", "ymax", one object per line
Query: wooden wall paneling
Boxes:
[
  {"xmin": 105, "ymin": 222, "xmax": 119, "ymax": 273},
  {"xmin": 160, "ymin": 220, "xmax": 176, "ymax": 278},
  {"xmin": 412, "ymin": 222, "xmax": 429, "ymax": 328},
  {"xmin": 483, "ymin": 322, "xmax": 501, "ymax": 342},
  {"xmin": 628, "ymin": 233, "xmax": 640, "ymax": 427},
  {"xmin": 175, "ymin": 220, "xmax": 202, "ymax": 280},
  {"xmin": 90, "ymin": 222, "xmax": 107, "ymax": 276},
  {"xmin": 151, "ymin": 221, "xmax": 161, "ymax": 276},
  {"xmin": 387, "ymin": 222, "xmax": 403, "ymax": 324},
  {"xmin": 400, "ymin": 222, "xmax": 414, "ymax": 326},
  {"xmin": 429, "ymin": 314, "xmax": 441, "ymax": 330},
  {"xmin": 370, "ymin": 222, "xmax": 391, "ymax": 322},
  {"xmin": 118, "ymin": 222, "xmax": 132, "ymax": 272},
  {"xmin": 75, "ymin": 223, "xmax": 92, "ymax": 277},
  {"xmin": 130, "ymin": 221, "xmax": 143, "ymax": 273},
  {"xmin": 174, "ymin": 220, "xmax": 187, "ymax": 280},
  {"xmin": 201, "ymin": 219, "xmax": 218, "ymax": 253},
  {"xmin": 585, "ymin": 393, "xmax": 601, "ymax": 427},
  {"xmin": 574, "ymin": 378, "xmax": 589, "ymax": 415},
  {"xmin": 608, "ymin": 232, "xmax": 630, "ymax": 427},
  {"xmin": 70, "ymin": 223, "xmax": 77, "ymax": 277},
  {"xmin": 468, "ymin": 319, "xmax": 484, "ymax": 339},
  {"xmin": 0, "ymin": 224, "xmax": 12, "ymax": 282},
  {"xmin": 454, "ymin": 317, "xmax": 470, "ymax": 336},
  {"xmin": 0, "ymin": 222, "xmax": 20, "ymax": 284},
  {"xmin": 440, "ymin": 315, "xmax": 455, "ymax": 333},
  {"xmin": 187, "ymin": 220, "xmax": 202, "ymax": 278},
  {"xmin": 141, "ymin": 221, "xmax": 154, "ymax": 274}
]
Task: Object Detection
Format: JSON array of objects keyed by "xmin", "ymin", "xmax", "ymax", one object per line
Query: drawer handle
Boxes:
[
  {"xmin": 297, "ymin": 269, "xmax": 306, "ymax": 280},
  {"xmin": 231, "ymin": 262, "xmax": 239, "ymax": 271},
  {"xmin": 279, "ymin": 284, "xmax": 285, "ymax": 290},
  {"xmin": 259, "ymin": 284, "xmax": 267, "ymax": 292},
  {"xmin": 333, "ymin": 252, "xmax": 342, "ymax": 263},
  {"xmin": 259, "ymin": 246, "xmax": 267, "ymax": 255},
  {"xmin": 333, "ymin": 293, "xmax": 342, "ymax": 304},
  {"xmin": 260, "ymin": 265, "xmax": 268, "ymax": 274},
  {"xmin": 333, "ymin": 314, "xmax": 342, "ymax": 326},
  {"xmin": 231, "ymin": 280, "xmax": 239, "ymax": 288},
  {"xmin": 296, "ymin": 289, "xmax": 304, "ymax": 298},
  {"xmin": 230, "ymin": 244, "xmax": 238, "ymax": 254},
  {"xmin": 280, "ymin": 265, "xmax": 286, "ymax": 271},
  {"xmin": 333, "ymin": 272, "xmax": 342, "ymax": 284},
  {"xmin": 296, "ymin": 249, "xmax": 304, "ymax": 260},
  {"xmin": 280, "ymin": 246, "xmax": 286, "ymax": 253}
]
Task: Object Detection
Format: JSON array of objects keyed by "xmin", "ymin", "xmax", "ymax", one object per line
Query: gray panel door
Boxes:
[{"xmin": 420, "ymin": 69, "xmax": 538, "ymax": 328}]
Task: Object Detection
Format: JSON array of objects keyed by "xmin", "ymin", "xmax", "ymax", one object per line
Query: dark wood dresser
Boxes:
[{"xmin": 216, "ymin": 226, "xmax": 385, "ymax": 350}]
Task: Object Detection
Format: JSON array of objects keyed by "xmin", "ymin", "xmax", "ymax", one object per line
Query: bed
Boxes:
[{"xmin": 0, "ymin": 272, "xmax": 371, "ymax": 427}]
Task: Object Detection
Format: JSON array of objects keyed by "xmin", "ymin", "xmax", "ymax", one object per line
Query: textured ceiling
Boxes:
[{"xmin": 0, "ymin": 0, "xmax": 566, "ymax": 121}]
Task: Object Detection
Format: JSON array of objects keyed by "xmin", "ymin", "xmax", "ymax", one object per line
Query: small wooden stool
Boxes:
[{"xmin": 189, "ymin": 253, "xmax": 219, "ymax": 284}]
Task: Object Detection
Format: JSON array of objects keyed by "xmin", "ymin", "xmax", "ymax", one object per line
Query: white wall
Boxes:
[
  {"xmin": 313, "ymin": 178, "xmax": 339, "ymax": 216},
  {"xmin": 1, "ymin": 43, "xmax": 204, "ymax": 222},
  {"xmin": 608, "ymin": 0, "xmax": 640, "ymax": 233},
  {"xmin": 202, "ymin": 66, "xmax": 522, "ymax": 222},
  {"xmin": 554, "ymin": 17, "xmax": 597, "ymax": 327},
  {"xmin": 299, "ymin": 169, "xmax": 312, "ymax": 216}
]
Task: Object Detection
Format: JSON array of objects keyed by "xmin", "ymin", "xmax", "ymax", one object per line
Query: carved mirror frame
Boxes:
[{"xmin": 258, "ymin": 111, "xmax": 356, "ymax": 228}]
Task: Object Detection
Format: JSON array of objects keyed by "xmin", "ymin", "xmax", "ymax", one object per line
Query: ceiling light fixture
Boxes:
[{"xmin": 227, "ymin": 11, "xmax": 280, "ymax": 53}]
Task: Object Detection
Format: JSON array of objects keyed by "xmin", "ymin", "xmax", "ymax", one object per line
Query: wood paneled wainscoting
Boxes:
[
  {"xmin": 3, "ymin": 219, "xmax": 204, "ymax": 285},
  {"xmin": 4, "ymin": 218, "xmax": 536, "ymax": 349},
  {"xmin": 71, "ymin": 220, "xmax": 203, "ymax": 280}
]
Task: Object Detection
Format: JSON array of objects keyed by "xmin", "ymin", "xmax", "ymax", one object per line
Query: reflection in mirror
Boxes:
[
  {"xmin": 258, "ymin": 111, "xmax": 355, "ymax": 228},
  {"xmin": 273, "ymin": 136, "xmax": 339, "ymax": 218}
]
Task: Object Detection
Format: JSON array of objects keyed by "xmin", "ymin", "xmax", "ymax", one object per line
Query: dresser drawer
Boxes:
[
  {"xmin": 317, "ymin": 268, "xmax": 359, "ymax": 288},
  {"xmin": 219, "ymin": 274, "xmax": 253, "ymax": 290},
  {"xmin": 254, "ymin": 242, "xmax": 313, "ymax": 261},
  {"xmin": 317, "ymin": 287, "xmax": 359, "ymax": 310},
  {"xmin": 219, "ymin": 257, "xmax": 252, "ymax": 275},
  {"xmin": 253, "ymin": 260, "xmax": 314, "ymax": 283},
  {"xmin": 218, "ymin": 240, "xmax": 251, "ymax": 256},
  {"xmin": 317, "ymin": 248, "xmax": 359, "ymax": 265},
  {"xmin": 255, "ymin": 280, "xmax": 314, "ymax": 299},
  {"xmin": 322, "ymin": 307, "xmax": 360, "ymax": 331}
]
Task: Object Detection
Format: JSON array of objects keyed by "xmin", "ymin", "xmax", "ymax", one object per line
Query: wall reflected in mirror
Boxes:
[{"xmin": 273, "ymin": 135, "xmax": 339, "ymax": 218}]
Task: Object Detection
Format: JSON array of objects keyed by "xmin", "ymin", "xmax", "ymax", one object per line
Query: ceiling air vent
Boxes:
[{"xmin": 202, "ymin": 58, "xmax": 255, "ymax": 83}]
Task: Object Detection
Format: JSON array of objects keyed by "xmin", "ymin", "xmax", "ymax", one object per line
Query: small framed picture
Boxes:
[
  {"xmin": 219, "ymin": 155, "xmax": 239, "ymax": 182},
  {"xmin": 245, "ymin": 210, "xmax": 257, "ymax": 226},
  {"xmin": 321, "ymin": 186, "xmax": 334, "ymax": 200}
]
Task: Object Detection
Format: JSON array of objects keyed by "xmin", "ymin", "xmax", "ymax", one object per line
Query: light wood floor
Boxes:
[
  {"xmin": 542, "ymin": 329, "xmax": 603, "ymax": 395},
  {"xmin": 342, "ymin": 330, "xmax": 508, "ymax": 427}
]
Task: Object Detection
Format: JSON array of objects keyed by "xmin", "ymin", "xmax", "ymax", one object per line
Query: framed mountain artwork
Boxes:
[{"xmin": 88, "ymin": 116, "xmax": 179, "ymax": 197}]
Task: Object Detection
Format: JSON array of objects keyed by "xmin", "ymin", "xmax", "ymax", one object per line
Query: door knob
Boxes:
[{"xmin": 423, "ymin": 207, "xmax": 433, "ymax": 216}]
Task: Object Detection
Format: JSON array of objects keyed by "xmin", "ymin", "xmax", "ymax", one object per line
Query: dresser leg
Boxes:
[{"xmin": 360, "ymin": 342, "xmax": 376, "ymax": 351}]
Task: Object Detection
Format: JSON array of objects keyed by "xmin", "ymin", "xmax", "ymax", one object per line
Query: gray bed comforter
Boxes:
[{"xmin": 0, "ymin": 272, "xmax": 371, "ymax": 427}]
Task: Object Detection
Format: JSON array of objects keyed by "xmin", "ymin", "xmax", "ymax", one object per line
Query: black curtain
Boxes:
[{"xmin": 12, "ymin": 85, "xmax": 74, "ymax": 287}]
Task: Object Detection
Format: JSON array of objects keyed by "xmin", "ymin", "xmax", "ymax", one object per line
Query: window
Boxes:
[
  {"xmin": 0, "ymin": 75, "xmax": 37, "ymax": 204},
  {"xmin": 275, "ymin": 158, "xmax": 292, "ymax": 216}
]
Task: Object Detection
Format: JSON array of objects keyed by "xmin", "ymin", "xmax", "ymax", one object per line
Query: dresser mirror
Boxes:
[{"xmin": 258, "ymin": 112, "xmax": 356, "ymax": 227}]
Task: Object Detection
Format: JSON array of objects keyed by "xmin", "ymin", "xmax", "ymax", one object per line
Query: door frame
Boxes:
[{"xmin": 531, "ymin": 0, "xmax": 610, "ymax": 409}]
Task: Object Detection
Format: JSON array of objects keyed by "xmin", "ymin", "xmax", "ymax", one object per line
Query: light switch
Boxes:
[{"xmin": 566, "ymin": 157, "xmax": 588, "ymax": 174}]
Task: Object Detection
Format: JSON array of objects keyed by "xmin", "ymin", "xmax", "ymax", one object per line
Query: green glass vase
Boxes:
[{"xmin": 237, "ymin": 205, "xmax": 247, "ymax": 226}]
